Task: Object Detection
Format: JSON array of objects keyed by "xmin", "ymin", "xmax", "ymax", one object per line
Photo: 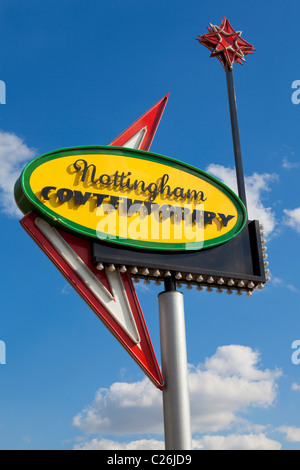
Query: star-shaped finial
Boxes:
[{"xmin": 196, "ymin": 17, "xmax": 255, "ymax": 70}]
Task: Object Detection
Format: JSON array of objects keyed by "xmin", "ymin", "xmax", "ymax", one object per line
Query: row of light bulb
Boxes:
[
  {"xmin": 95, "ymin": 224, "xmax": 269, "ymax": 297},
  {"xmin": 96, "ymin": 265, "xmax": 263, "ymax": 297},
  {"xmin": 260, "ymin": 224, "xmax": 271, "ymax": 284}
]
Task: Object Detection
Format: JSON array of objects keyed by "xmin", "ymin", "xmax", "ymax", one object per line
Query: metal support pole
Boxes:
[
  {"xmin": 225, "ymin": 64, "xmax": 248, "ymax": 210},
  {"xmin": 159, "ymin": 280, "xmax": 192, "ymax": 450}
]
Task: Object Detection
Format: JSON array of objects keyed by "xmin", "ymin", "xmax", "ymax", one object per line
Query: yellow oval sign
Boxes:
[{"xmin": 15, "ymin": 146, "xmax": 247, "ymax": 251}]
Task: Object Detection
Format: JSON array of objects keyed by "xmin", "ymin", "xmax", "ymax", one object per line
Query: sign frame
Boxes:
[{"xmin": 14, "ymin": 145, "xmax": 247, "ymax": 252}]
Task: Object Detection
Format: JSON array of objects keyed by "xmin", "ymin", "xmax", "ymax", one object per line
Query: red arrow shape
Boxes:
[
  {"xmin": 20, "ymin": 212, "xmax": 164, "ymax": 390},
  {"xmin": 19, "ymin": 96, "xmax": 170, "ymax": 390},
  {"xmin": 109, "ymin": 93, "xmax": 169, "ymax": 151}
]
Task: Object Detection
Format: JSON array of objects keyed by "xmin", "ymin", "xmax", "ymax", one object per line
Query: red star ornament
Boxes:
[{"xmin": 197, "ymin": 17, "xmax": 255, "ymax": 70}]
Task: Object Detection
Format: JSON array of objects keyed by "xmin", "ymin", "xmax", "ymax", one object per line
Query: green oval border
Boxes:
[{"xmin": 14, "ymin": 145, "xmax": 247, "ymax": 252}]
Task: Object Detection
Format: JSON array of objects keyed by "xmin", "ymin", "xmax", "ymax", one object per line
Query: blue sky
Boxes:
[{"xmin": 1, "ymin": 0, "xmax": 300, "ymax": 450}]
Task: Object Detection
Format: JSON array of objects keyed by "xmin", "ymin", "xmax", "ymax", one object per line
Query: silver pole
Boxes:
[{"xmin": 158, "ymin": 288, "xmax": 192, "ymax": 450}]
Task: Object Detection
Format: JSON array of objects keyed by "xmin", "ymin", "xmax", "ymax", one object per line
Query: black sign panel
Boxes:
[{"xmin": 92, "ymin": 220, "xmax": 268, "ymax": 296}]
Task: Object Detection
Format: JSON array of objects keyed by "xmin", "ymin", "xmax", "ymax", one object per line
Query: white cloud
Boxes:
[
  {"xmin": 73, "ymin": 345, "xmax": 281, "ymax": 449},
  {"xmin": 279, "ymin": 426, "xmax": 300, "ymax": 443},
  {"xmin": 270, "ymin": 277, "xmax": 299, "ymax": 294},
  {"xmin": 74, "ymin": 438, "xmax": 164, "ymax": 451},
  {"xmin": 0, "ymin": 130, "xmax": 36, "ymax": 217},
  {"xmin": 291, "ymin": 383, "xmax": 300, "ymax": 392},
  {"xmin": 189, "ymin": 346, "xmax": 280, "ymax": 433},
  {"xmin": 205, "ymin": 164, "xmax": 278, "ymax": 237},
  {"xmin": 134, "ymin": 281, "xmax": 152, "ymax": 293},
  {"xmin": 286, "ymin": 284, "xmax": 300, "ymax": 294},
  {"xmin": 74, "ymin": 433, "xmax": 281, "ymax": 451},
  {"xmin": 194, "ymin": 433, "xmax": 281, "ymax": 450},
  {"xmin": 283, "ymin": 207, "xmax": 300, "ymax": 234},
  {"xmin": 272, "ymin": 277, "xmax": 283, "ymax": 286},
  {"xmin": 282, "ymin": 157, "xmax": 299, "ymax": 170},
  {"xmin": 73, "ymin": 379, "xmax": 163, "ymax": 435}
]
